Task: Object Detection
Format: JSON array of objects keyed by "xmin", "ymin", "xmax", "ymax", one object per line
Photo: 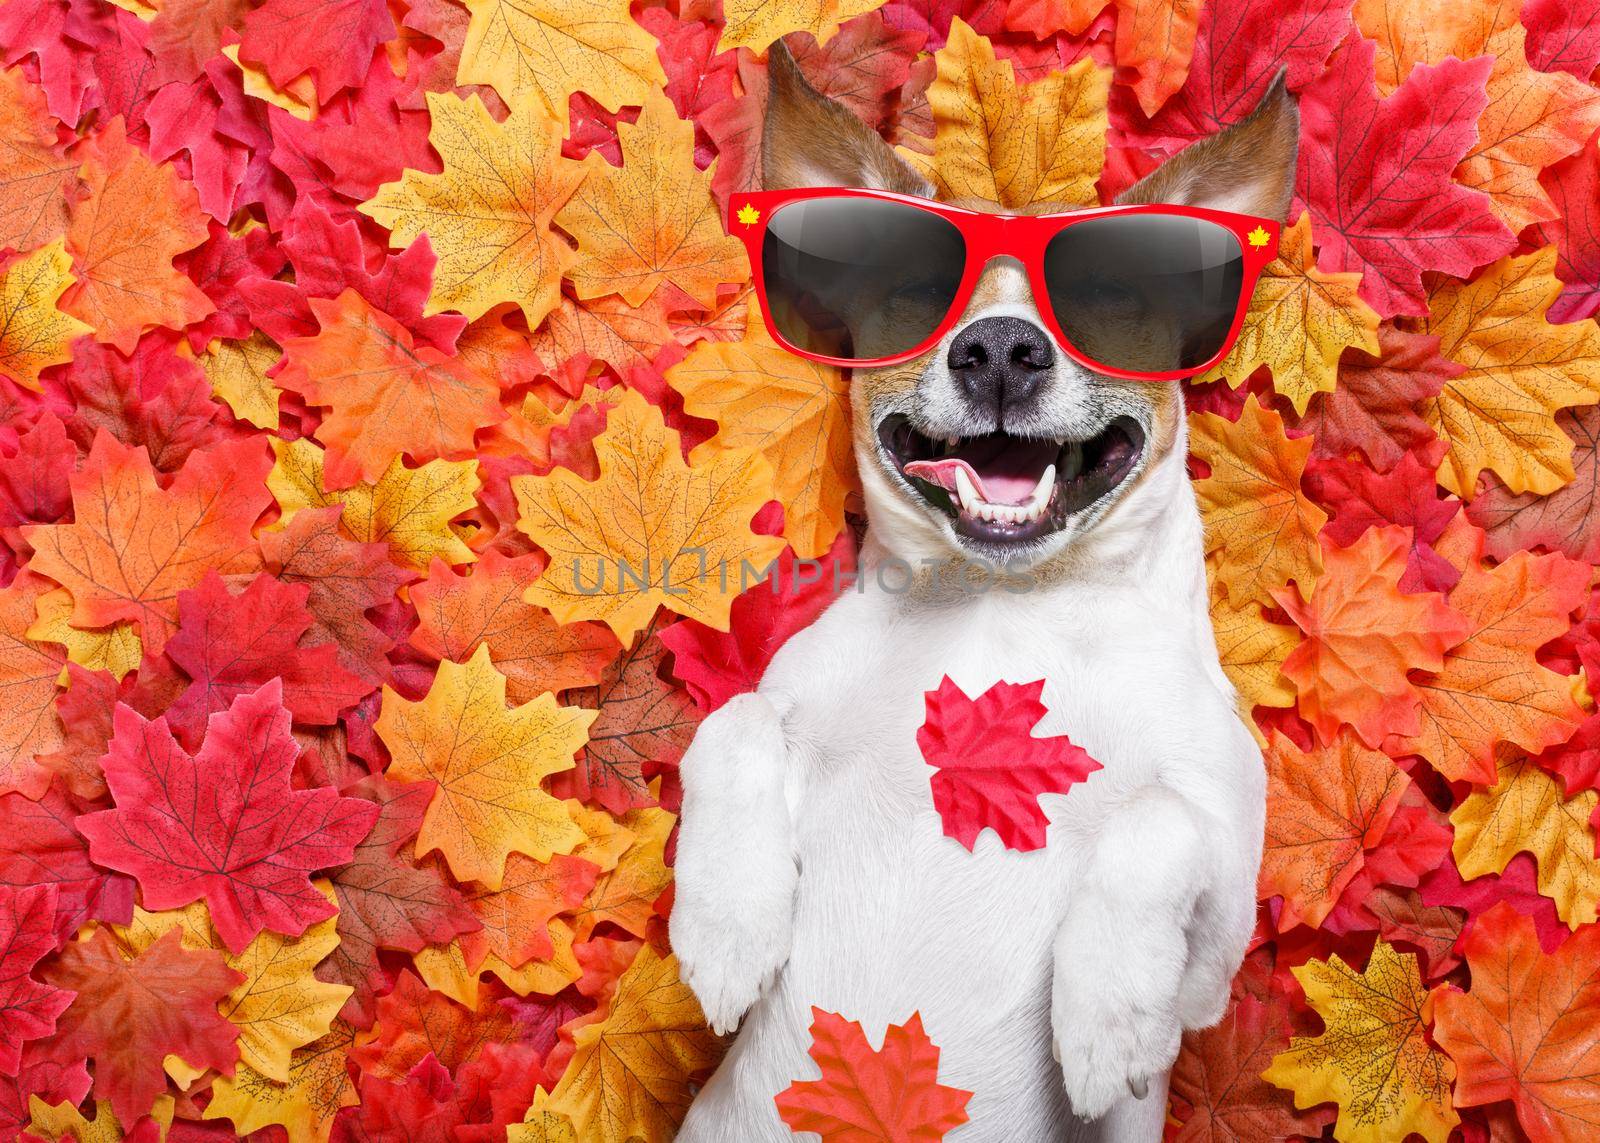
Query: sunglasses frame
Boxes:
[{"xmin": 728, "ymin": 186, "xmax": 1281, "ymax": 382}]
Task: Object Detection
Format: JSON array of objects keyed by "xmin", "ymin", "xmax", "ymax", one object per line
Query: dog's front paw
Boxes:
[
  {"xmin": 671, "ymin": 887, "xmax": 791, "ymax": 1034},
  {"xmin": 1051, "ymin": 932, "xmax": 1184, "ymax": 1121},
  {"xmin": 1051, "ymin": 983, "xmax": 1181, "ymax": 1120}
]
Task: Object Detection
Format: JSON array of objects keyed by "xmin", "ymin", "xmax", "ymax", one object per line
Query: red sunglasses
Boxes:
[{"xmin": 729, "ymin": 187, "xmax": 1280, "ymax": 382}]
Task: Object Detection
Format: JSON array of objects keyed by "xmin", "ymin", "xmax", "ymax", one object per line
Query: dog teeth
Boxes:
[
  {"xmin": 954, "ymin": 461, "xmax": 1056, "ymax": 526},
  {"xmin": 954, "ymin": 466, "xmax": 981, "ymax": 514},
  {"xmin": 1027, "ymin": 464, "xmax": 1055, "ymax": 514}
]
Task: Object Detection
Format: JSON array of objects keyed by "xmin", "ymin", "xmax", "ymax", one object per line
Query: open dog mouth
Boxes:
[{"xmin": 877, "ymin": 414, "xmax": 1146, "ymax": 544}]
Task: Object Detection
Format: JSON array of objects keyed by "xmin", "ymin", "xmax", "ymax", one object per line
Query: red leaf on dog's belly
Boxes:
[
  {"xmin": 774, "ymin": 1008, "xmax": 972, "ymax": 1142},
  {"xmin": 917, "ymin": 676, "xmax": 1102, "ymax": 852}
]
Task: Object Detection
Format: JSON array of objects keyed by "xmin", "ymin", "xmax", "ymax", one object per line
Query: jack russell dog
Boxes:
[{"xmin": 671, "ymin": 42, "xmax": 1297, "ymax": 1143}]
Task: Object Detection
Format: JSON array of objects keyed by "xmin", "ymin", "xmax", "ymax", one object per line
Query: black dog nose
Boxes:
[{"xmin": 946, "ymin": 316, "xmax": 1054, "ymax": 415}]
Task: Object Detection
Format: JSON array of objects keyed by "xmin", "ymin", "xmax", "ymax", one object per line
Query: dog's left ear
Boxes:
[
  {"xmin": 1117, "ymin": 72, "xmax": 1299, "ymax": 221},
  {"xmin": 761, "ymin": 41, "xmax": 932, "ymax": 196}
]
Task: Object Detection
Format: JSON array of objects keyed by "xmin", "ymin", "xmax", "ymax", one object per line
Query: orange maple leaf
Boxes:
[
  {"xmin": 0, "ymin": 571, "xmax": 67, "ymax": 799},
  {"xmin": 1433, "ymin": 903, "xmax": 1600, "ymax": 1143},
  {"xmin": 23, "ymin": 434, "xmax": 271, "ymax": 655},
  {"xmin": 1385, "ymin": 546, "xmax": 1588, "ymax": 785},
  {"xmin": 276, "ymin": 290, "xmax": 506, "ymax": 488},
  {"xmin": 457, "ymin": 851, "xmax": 601, "ymax": 972},
  {"xmin": 1258, "ymin": 729, "xmax": 1411, "ymax": 930},
  {"xmin": 409, "ymin": 550, "xmax": 620, "ymax": 705},
  {"xmin": 61, "ymin": 118, "xmax": 214, "ymax": 353},
  {"xmin": 774, "ymin": 1008, "xmax": 973, "ymax": 1142},
  {"xmin": 1045, "ymin": 0, "xmax": 1197, "ymax": 118},
  {"xmin": 375, "ymin": 644, "xmax": 592, "ymax": 888},
  {"xmin": 1273, "ymin": 526, "xmax": 1470, "ymax": 747},
  {"xmin": 0, "ymin": 68, "xmax": 74, "ymax": 253},
  {"xmin": 556, "ymin": 89, "xmax": 748, "ymax": 310}
]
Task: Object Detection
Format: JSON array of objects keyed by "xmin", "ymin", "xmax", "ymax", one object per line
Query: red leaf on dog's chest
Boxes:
[{"xmin": 917, "ymin": 676, "xmax": 1102, "ymax": 852}]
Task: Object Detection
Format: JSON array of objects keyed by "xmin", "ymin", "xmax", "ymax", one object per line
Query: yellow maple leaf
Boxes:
[
  {"xmin": 412, "ymin": 938, "xmax": 484, "ymax": 1008},
  {"xmin": 557, "ymin": 89, "xmax": 747, "ymax": 310},
  {"xmin": 1207, "ymin": 589, "xmax": 1298, "ymax": 734},
  {"xmin": 0, "ymin": 241, "xmax": 90, "ymax": 392},
  {"xmin": 204, "ymin": 1022, "xmax": 360, "ymax": 1143},
  {"xmin": 548, "ymin": 946, "xmax": 723, "ymax": 1143},
  {"xmin": 569, "ymin": 799, "xmax": 636, "ymax": 873},
  {"xmin": 222, "ymin": 911, "xmax": 352, "ymax": 1082},
  {"xmin": 571, "ymin": 803, "xmax": 673, "ymax": 943},
  {"xmin": 509, "ymin": 1088, "xmax": 577, "ymax": 1143},
  {"xmin": 376, "ymin": 644, "xmax": 592, "ymax": 887},
  {"xmin": 27, "ymin": 586, "xmax": 140, "ymax": 683},
  {"xmin": 735, "ymin": 203, "xmax": 760, "ymax": 227},
  {"xmin": 719, "ymin": 0, "xmax": 884, "ymax": 51},
  {"xmin": 114, "ymin": 888, "xmax": 352, "ymax": 1081},
  {"xmin": 1412, "ymin": 248, "xmax": 1600, "ymax": 498},
  {"xmin": 1355, "ymin": 0, "xmax": 1600, "ymax": 231},
  {"xmin": 456, "ymin": 0, "xmax": 665, "ymax": 127},
  {"xmin": 665, "ymin": 317, "xmax": 855, "ymax": 559},
  {"xmin": 1197, "ymin": 214, "xmax": 1381, "ymax": 415},
  {"xmin": 1247, "ymin": 225, "xmax": 1271, "ymax": 248},
  {"xmin": 360, "ymin": 92, "xmax": 583, "ymax": 326},
  {"xmin": 1452, "ymin": 754, "xmax": 1600, "ymax": 930},
  {"xmin": 1263, "ymin": 942, "xmax": 1458, "ymax": 1143},
  {"xmin": 1191, "ymin": 395, "xmax": 1327, "ymax": 609},
  {"xmin": 513, "ymin": 390, "xmax": 786, "ymax": 642},
  {"xmin": 27, "ymin": 1096, "xmax": 173, "ymax": 1143},
  {"xmin": 898, "ymin": 19, "xmax": 1110, "ymax": 209},
  {"xmin": 268, "ymin": 436, "xmax": 481, "ymax": 571},
  {"xmin": 201, "ymin": 333, "xmax": 282, "ymax": 431}
]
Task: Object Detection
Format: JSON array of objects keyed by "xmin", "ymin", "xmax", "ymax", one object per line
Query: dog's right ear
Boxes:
[{"xmin": 762, "ymin": 42, "xmax": 932, "ymax": 195}]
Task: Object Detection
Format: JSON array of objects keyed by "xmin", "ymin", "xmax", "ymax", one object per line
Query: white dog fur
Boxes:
[{"xmin": 672, "ymin": 47, "xmax": 1298, "ymax": 1142}]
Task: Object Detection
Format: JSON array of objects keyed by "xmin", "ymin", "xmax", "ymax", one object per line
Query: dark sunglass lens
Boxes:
[
  {"xmin": 1044, "ymin": 214, "xmax": 1245, "ymax": 374},
  {"xmin": 761, "ymin": 197, "xmax": 965, "ymax": 360}
]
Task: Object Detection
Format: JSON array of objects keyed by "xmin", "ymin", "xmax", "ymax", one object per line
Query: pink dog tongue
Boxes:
[{"xmin": 904, "ymin": 448, "xmax": 1052, "ymax": 506}]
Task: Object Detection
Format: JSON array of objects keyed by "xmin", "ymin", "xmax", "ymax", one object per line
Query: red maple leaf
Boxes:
[
  {"xmin": 1305, "ymin": 447, "xmax": 1462, "ymax": 593},
  {"xmin": 774, "ymin": 1008, "xmax": 972, "ymax": 1142},
  {"xmin": 0, "ymin": 782, "xmax": 134, "ymax": 943},
  {"xmin": 1296, "ymin": 327, "xmax": 1457, "ymax": 474},
  {"xmin": 1531, "ymin": 140, "xmax": 1600, "ymax": 324},
  {"xmin": 1523, "ymin": 0, "xmax": 1600, "ymax": 79},
  {"xmin": 161, "ymin": 569, "xmax": 371, "ymax": 744},
  {"xmin": 237, "ymin": 0, "xmax": 394, "ymax": 101},
  {"xmin": 660, "ymin": 533, "xmax": 853, "ymax": 713},
  {"xmin": 1469, "ymin": 405, "xmax": 1600, "ymax": 565},
  {"xmin": 239, "ymin": 196, "xmax": 461, "ymax": 350},
  {"xmin": 916, "ymin": 677, "xmax": 1102, "ymax": 852},
  {"xmin": 317, "ymin": 776, "xmax": 480, "ymax": 1027},
  {"xmin": 554, "ymin": 614, "xmax": 701, "ymax": 815},
  {"xmin": 1113, "ymin": 0, "xmax": 1350, "ymax": 155},
  {"xmin": 1168, "ymin": 993, "xmax": 1333, "ymax": 1142},
  {"xmin": 0, "ymin": 884, "xmax": 73, "ymax": 1073},
  {"xmin": 77, "ymin": 681, "xmax": 380, "ymax": 953},
  {"xmin": 348, "ymin": 969, "xmax": 522, "ymax": 1082},
  {"xmin": 38, "ymin": 927, "xmax": 241, "ymax": 1123},
  {"xmin": 43, "ymin": 334, "xmax": 243, "ymax": 474},
  {"xmin": 260, "ymin": 504, "xmax": 416, "ymax": 687},
  {"xmin": 1295, "ymin": 33, "xmax": 1515, "ymax": 317}
]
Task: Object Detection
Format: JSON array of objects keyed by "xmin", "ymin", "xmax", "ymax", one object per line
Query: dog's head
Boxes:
[{"xmin": 761, "ymin": 45, "xmax": 1297, "ymax": 574}]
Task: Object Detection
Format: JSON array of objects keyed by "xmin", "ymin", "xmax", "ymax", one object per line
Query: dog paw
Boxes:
[
  {"xmin": 1052, "ymin": 977, "xmax": 1182, "ymax": 1120},
  {"xmin": 672, "ymin": 900, "xmax": 790, "ymax": 1034}
]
